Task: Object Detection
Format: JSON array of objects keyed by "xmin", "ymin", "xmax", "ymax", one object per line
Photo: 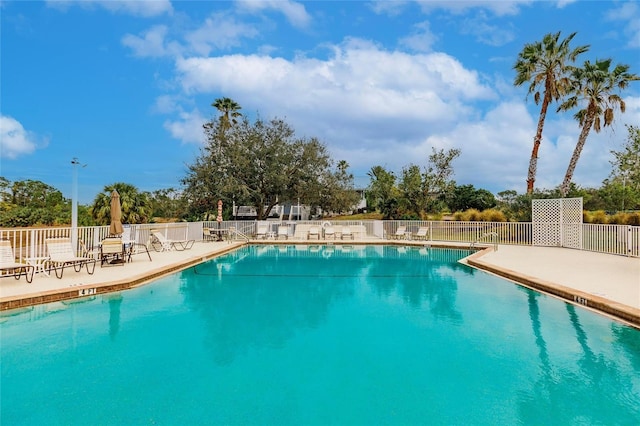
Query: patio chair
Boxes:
[
  {"xmin": 122, "ymin": 226, "xmax": 152, "ymax": 261},
  {"xmin": 341, "ymin": 227, "xmax": 354, "ymax": 240},
  {"xmin": 413, "ymin": 226, "xmax": 429, "ymax": 240},
  {"xmin": 45, "ymin": 237, "xmax": 97, "ymax": 279},
  {"xmin": 150, "ymin": 230, "xmax": 195, "ymax": 252},
  {"xmin": 100, "ymin": 237, "xmax": 125, "ymax": 267},
  {"xmin": 256, "ymin": 225, "xmax": 268, "ymax": 239},
  {"xmin": 308, "ymin": 226, "xmax": 320, "ymax": 240},
  {"xmin": 393, "ymin": 226, "xmax": 407, "ymax": 240},
  {"xmin": 0, "ymin": 240, "xmax": 35, "ymax": 283},
  {"xmin": 323, "ymin": 226, "xmax": 336, "ymax": 240},
  {"xmin": 277, "ymin": 226, "xmax": 289, "ymax": 240}
]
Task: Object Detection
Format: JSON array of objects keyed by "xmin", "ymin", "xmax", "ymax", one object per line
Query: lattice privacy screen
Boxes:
[{"xmin": 532, "ymin": 198, "xmax": 583, "ymax": 248}]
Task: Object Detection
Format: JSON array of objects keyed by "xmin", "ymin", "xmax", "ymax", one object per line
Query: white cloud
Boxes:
[
  {"xmin": 398, "ymin": 21, "xmax": 438, "ymax": 52},
  {"xmin": 184, "ymin": 13, "xmax": 260, "ymax": 56},
  {"xmin": 163, "ymin": 109, "xmax": 207, "ymax": 145},
  {"xmin": 413, "ymin": 0, "xmax": 531, "ymax": 17},
  {"xmin": 0, "ymin": 116, "xmax": 42, "ymax": 159},
  {"xmin": 605, "ymin": 2, "xmax": 640, "ymax": 48},
  {"xmin": 46, "ymin": 0, "xmax": 172, "ymax": 17},
  {"xmin": 122, "ymin": 25, "xmax": 172, "ymax": 58},
  {"xmin": 235, "ymin": 0, "xmax": 312, "ymax": 29},
  {"xmin": 458, "ymin": 11, "xmax": 515, "ymax": 46}
]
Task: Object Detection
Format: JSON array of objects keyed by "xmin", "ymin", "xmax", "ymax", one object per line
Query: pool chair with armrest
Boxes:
[
  {"xmin": 150, "ymin": 230, "xmax": 195, "ymax": 252},
  {"xmin": 122, "ymin": 226, "xmax": 152, "ymax": 261},
  {"xmin": 341, "ymin": 227, "xmax": 354, "ymax": 240},
  {"xmin": 45, "ymin": 237, "xmax": 97, "ymax": 279},
  {"xmin": 308, "ymin": 226, "xmax": 320, "ymax": 240},
  {"xmin": 0, "ymin": 240, "xmax": 35, "ymax": 283},
  {"xmin": 413, "ymin": 226, "xmax": 429, "ymax": 240},
  {"xmin": 393, "ymin": 226, "xmax": 407, "ymax": 240},
  {"xmin": 100, "ymin": 237, "xmax": 125, "ymax": 267},
  {"xmin": 277, "ymin": 226, "xmax": 290, "ymax": 240},
  {"xmin": 256, "ymin": 225, "xmax": 268, "ymax": 239},
  {"xmin": 323, "ymin": 226, "xmax": 336, "ymax": 240}
]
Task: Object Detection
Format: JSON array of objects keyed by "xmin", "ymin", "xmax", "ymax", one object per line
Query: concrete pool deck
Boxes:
[{"xmin": 1, "ymin": 240, "xmax": 638, "ymax": 328}]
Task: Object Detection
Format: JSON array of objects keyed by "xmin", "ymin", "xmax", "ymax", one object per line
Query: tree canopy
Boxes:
[
  {"xmin": 183, "ymin": 109, "xmax": 358, "ymax": 220},
  {"xmin": 90, "ymin": 182, "xmax": 152, "ymax": 225}
]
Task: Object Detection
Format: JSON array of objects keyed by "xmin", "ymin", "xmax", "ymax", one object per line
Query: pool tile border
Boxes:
[{"xmin": 0, "ymin": 244, "xmax": 241, "ymax": 311}]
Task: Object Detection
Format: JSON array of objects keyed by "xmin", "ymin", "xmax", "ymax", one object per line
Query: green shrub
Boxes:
[
  {"xmin": 480, "ymin": 209, "xmax": 507, "ymax": 222},
  {"xmin": 589, "ymin": 210, "xmax": 608, "ymax": 224},
  {"xmin": 626, "ymin": 212, "xmax": 640, "ymax": 226},
  {"xmin": 608, "ymin": 212, "xmax": 627, "ymax": 224}
]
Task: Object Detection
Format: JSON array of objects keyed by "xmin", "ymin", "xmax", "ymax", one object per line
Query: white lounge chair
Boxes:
[
  {"xmin": 324, "ymin": 226, "xmax": 336, "ymax": 240},
  {"xmin": 0, "ymin": 240, "xmax": 34, "ymax": 283},
  {"xmin": 45, "ymin": 237, "xmax": 97, "ymax": 279},
  {"xmin": 150, "ymin": 230, "xmax": 195, "ymax": 252},
  {"xmin": 308, "ymin": 226, "xmax": 320, "ymax": 240},
  {"xmin": 122, "ymin": 225, "xmax": 152, "ymax": 261},
  {"xmin": 277, "ymin": 226, "xmax": 289, "ymax": 240},
  {"xmin": 413, "ymin": 226, "xmax": 429, "ymax": 240},
  {"xmin": 341, "ymin": 227, "xmax": 354, "ymax": 240},
  {"xmin": 256, "ymin": 225, "xmax": 268, "ymax": 239},
  {"xmin": 393, "ymin": 226, "xmax": 407, "ymax": 240}
]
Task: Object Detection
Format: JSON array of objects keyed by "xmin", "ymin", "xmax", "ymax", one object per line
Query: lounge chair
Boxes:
[
  {"xmin": 100, "ymin": 237, "xmax": 125, "ymax": 267},
  {"xmin": 393, "ymin": 225, "xmax": 407, "ymax": 240},
  {"xmin": 256, "ymin": 225, "xmax": 268, "ymax": 239},
  {"xmin": 413, "ymin": 226, "xmax": 429, "ymax": 240},
  {"xmin": 277, "ymin": 226, "xmax": 289, "ymax": 240},
  {"xmin": 150, "ymin": 230, "xmax": 195, "ymax": 252},
  {"xmin": 341, "ymin": 227, "xmax": 354, "ymax": 240},
  {"xmin": 0, "ymin": 240, "xmax": 35, "ymax": 283},
  {"xmin": 324, "ymin": 226, "xmax": 336, "ymax": 240},
  {"xmin": 122, "ymin": 225, "xmax": 152, "ymax": 261},
  {"xmin": 45, "ymin": 237, "xmax": 97, "ymax": 279},
  {"xmin": 308, "ymin": 226, "xmax": 320, "ymax": 240}
]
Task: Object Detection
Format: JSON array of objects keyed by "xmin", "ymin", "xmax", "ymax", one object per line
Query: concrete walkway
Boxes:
[
  {"xmin": 466, "ymin": 245, "xmax": 639, "ymax": 328},
  {"xmin": 1, "ymin": 240, "xmax": 638, "ymax": 327}
]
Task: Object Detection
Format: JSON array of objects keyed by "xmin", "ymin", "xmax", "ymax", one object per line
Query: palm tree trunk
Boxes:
[
  {"xmin": 560, "ymin": 112, "xmax": 595, "ymax": 197},
  {"xmin": 527, "ymin": 94, "xmax": 552, "ymax": 194}
]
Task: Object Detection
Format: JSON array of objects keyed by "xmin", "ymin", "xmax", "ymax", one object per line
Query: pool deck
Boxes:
[{"xmin": 1, "ymin": 240, "xmax": 639, "ymax": 328}]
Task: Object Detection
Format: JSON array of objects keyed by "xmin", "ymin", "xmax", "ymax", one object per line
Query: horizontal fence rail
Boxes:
[{"xmin": 1, "ymin": 220, "xmax": 638, "ymax": 276}]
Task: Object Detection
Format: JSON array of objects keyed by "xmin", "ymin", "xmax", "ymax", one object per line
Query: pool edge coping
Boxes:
[{"xmin": 465, "ymin": 247, "xmax": 640, "ymax": 330}]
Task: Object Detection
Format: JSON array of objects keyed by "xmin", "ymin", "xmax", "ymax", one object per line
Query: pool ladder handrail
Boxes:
[
  {"xmin": 471, "ymin": 232, "xmax": 498, "ymax": 251},
  {"xmin": 228, "ymin": 227, "xmax": 250, "ymax": 242}
]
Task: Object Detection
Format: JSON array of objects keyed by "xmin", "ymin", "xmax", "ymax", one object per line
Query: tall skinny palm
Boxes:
[
  {"xmin": 513, "ymin": 32, "xmax": 589, "ymax": 194},
  {"xmin": 212, "ymin": 97, "xmax": 242, "ymax": 132},
  {"xmin": 557, "ymin": 59, "xmax": 639, "ymax": 196}
]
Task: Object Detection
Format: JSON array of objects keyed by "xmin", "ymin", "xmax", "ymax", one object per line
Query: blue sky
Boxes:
[{"xmin": 1, "ymin": 0, "xmax": 639, "ymax": 204}]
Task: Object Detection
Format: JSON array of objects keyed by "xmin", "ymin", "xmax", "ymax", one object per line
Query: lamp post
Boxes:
[{"xmin": 71, "ymin": 158, "xmax": 80, "ymax": 249}]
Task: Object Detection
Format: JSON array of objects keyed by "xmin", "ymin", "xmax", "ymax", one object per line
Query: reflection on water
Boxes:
[
  {"xmin": 2, "ymin": 245, "xmax": 639, "ymax": 425},
  {"xmin": 517, "ymin": 294, "xmax": 640, "ymax": 424},
  {"xmin": 179, "ymin": 245, "xmax": 471, "ymax": 364}
]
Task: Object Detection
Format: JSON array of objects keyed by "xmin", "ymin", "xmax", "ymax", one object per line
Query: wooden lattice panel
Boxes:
[
  {"xmin": 562, "ymin": 198, "xmax": 583, "ymax": 249},
  {"xmin": 532, "ymin": 198, "xmax": 582, "ymax": 248}
]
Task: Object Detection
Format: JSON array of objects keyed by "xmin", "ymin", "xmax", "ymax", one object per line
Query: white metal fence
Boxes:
[{"xmin": 1, "ymin": 220, "xmax": 638, "ymax": 267}]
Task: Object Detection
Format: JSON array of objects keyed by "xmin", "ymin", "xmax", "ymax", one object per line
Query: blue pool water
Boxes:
[{"xmin": 1, "ymin": 245, "xmax": 639, "ymax": 425}]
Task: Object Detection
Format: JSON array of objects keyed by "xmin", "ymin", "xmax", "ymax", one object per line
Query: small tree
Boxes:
[{"xmin": 423, "ymin": 147, "xmax": 461, "ymax": 213}]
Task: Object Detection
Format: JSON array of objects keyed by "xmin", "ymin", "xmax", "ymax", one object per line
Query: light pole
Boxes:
[{"xmin": 71, "ymin": 158, "xmax": 80, "ymax": 249}]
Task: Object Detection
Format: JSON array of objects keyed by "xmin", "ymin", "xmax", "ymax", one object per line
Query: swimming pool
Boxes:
[{"xmin": 1, "ymin": 245, "xmax": 639, "ymax": 425}]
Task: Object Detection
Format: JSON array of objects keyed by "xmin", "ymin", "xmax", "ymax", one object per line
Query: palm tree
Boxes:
[
  {"xmin": 90, "ymin": 182, "xmax": 152, "ymax": 224},
  {"xmin": 557, "ymin": 59, "xmax": 639, "ymax": 196},
  {"xmin": 212, "ymin": 97, "xmax": 242, "ymax": 131},
  {"xmin": 513, "ymin": 32, "xmax": 589, "ymax": 194}
]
